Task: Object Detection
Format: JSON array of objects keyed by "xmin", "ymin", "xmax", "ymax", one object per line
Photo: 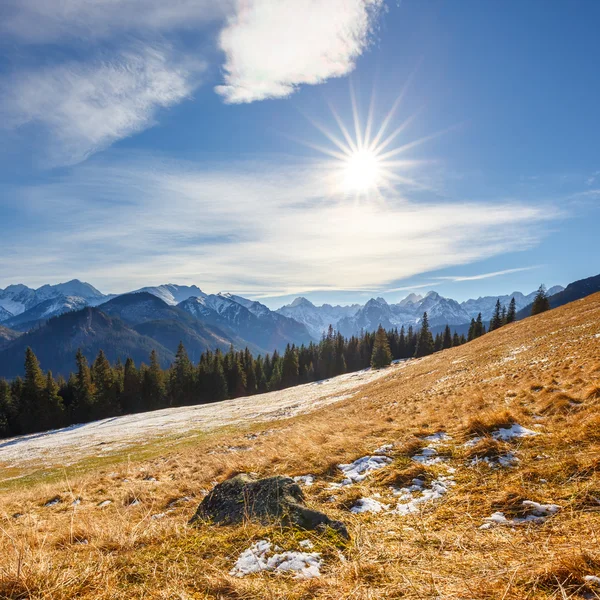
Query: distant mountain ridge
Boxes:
[{"xmin": 0, "ymin": 277, "xmax": 577, "ymax": 356}]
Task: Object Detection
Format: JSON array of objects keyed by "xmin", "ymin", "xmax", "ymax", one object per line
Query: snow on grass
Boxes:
[
  {"xmin": 411, "ymin": 446, "xmax": 445, "ymax": 466},
  {"xmin": 374, "ymin": 444, "xmax": 394, "ymax": 454},
  {"xmin": 230, "ymin": 540, "xmax": 322, "ymax": 579},
  {"xmin": 585, "ymin": 575, "xmax": 600, "ymax": 585},
  {"xmin": 0, "ymin": 363, "xmax": 405, "ymax": 469},
  {"xmin": 293, "ymin": 475, "xmax": 315, "ymax": 487},
  {"xmin": 480, "ymin": 501, "xmax": 560, "ymax": 529},
  {"xmin": 470, "ymin": 452, "xmax": 519, "ymax": 468},
  {"xmin": 337, "ymin": 455, "xmax": 392, "ymax": 485},
  {"xmin": 393, "ymin": 476, "xmax": 456, "ymax": 515},
  {"xmin": 492, "ymin": 424, "xmax": 540, "ymax": 440},
  {"xmin": 350, "ymin": 497, "xmax": 390, "ymax": 514},
  {"xmin": 422, "ymin": 432, "xmax": 452, "ymax": 443}
]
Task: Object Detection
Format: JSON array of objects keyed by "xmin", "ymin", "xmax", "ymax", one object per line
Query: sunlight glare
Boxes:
[{"xmin": 342, "ymin": 149, "xmax": 382, "ymax": 192}]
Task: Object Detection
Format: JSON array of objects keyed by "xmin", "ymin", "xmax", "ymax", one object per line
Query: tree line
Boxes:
[{"xmin": 0, "ymin": 311, "xmax": 468, "ymax": 439}]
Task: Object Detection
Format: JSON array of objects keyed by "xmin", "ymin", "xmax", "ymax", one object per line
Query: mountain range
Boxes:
[{"xmin": 3, "ymin": 274, "xmax": 599, "ymax": 379}]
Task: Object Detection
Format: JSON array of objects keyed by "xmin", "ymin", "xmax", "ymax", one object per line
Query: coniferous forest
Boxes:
[{"xmin": 0, "ymin": 304, "xmax": 526, "ymax": 440}]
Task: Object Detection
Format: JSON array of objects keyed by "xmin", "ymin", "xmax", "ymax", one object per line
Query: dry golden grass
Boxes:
[{"xmin": 0, "ymin": 293, "xmax": 599, "ymax": 599}]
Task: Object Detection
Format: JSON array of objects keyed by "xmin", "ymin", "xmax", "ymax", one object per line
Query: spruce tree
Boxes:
[
  {"xmin": 122, "ymin": 358, "xmax": 141, "ymax": 413},
  {"xmin": 92, "ymin": 350, "xmax": 118, "ymax": 418},
  {"xmin": 474, "ymin": 313, "xmax": 484, "ymax": 338},
  {"xmin": 490, "ymin": 299, "xmax": 502, "ymax": 331},
  {"xmin": 38, "ymin": 371, "xmax": 64, "ymax": 431},
  {"xmin": 371, "ymin": 325, "xmax": 392, "ymax": 369},
  {"xmin": 170, "ymin": 342, "xmax": 194, "ymax": 405},
  {"xmin": 282, "ymin": 344, "xmax": 300, "ymax": 388},
  {"xmin": 442, "ymin": 325, "xmax": 453, "ymax": 349},
  {"xmin": 414, "ymin": 312, "xmax": 434, "ymax": 357},
  {"xmin": 506, "ymin": 297, "xmax": 517, "ymax": 323},
  {"xmin": 531, "ymin": 285, "xmax": 551, "ymax": 316},
  {"xmin": 143, "ymin": 350, "xmax": 166, "ymax": 409},
  {"xmin": 467, "ymin": 318, "xmax": 476, "ymax": 342},
  {"xmin": 73, "ymin": 349, "xmax": 94, "ymax": 423},
  {"xmin": 20, "ymin": 347, "xmax": 45, "ymax": 432}
]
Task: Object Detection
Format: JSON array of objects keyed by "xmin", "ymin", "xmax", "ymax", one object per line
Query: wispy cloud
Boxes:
[
  {"xmin": 0, "ymin": 154, "xmax": 558, "ymax": 295},
  {"xmin": 1, "ymin": 46, "xmax": 204, "ymax": 166},
  {"xmin": 434, "ymin": 266, "xmax": 541, "ymax": 282},
  {"xmin": 0, "ymin": 0, "xmax": 231, "ymax": 43},
  {"xmin": 215, "ymin": 0, "xmax": 384, "ymax": 103}
]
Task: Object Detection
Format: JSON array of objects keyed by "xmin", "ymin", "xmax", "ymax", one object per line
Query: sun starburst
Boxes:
[{"xmin": 298, "ymin": 83, "xmax": 446, "ymax": 200}]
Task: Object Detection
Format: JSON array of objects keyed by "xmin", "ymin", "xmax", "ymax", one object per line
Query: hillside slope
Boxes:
[
  {"xmin": 516, "ymin": 273, "xmax": 600, "ymax": 320},
  {"xmin": 0, "ymin": 293, "xmax": 599, "ymax": 599},
  {"xmin": 0, "ymin": 307, "xmax": 175, "ymax": 378}
]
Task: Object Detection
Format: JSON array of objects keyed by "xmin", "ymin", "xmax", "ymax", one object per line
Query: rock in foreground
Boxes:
[{"xmin": 189, "ymin": 473, "xmax": 349, "ymax": 538}]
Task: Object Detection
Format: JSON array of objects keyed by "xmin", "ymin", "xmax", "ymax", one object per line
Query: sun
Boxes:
[
  {"xmin": 342, "ymin": 149, "xmax": 382, "ymax": 193},
  {"xmin": 298, "ymin": 84, "xmax": 442, "ymax": 199}
]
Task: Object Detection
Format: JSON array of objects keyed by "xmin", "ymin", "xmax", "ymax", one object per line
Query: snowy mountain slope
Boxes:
[
  {"xmin": 0, "ymin": 306, "xmax": 13, "ymax": 323},
  {"xmin": 277, "ymin": 297, "xmax": 361, "ymax": 339},
  {"xmin": 131, "ymin": 284, "xmax": 206, "ymax": 306},
  {"xmin": 3, "ymin": 295, "xmax": 89, "ymax": 331},
  {"xmin": 0, "ymin": 280, "xmax": 108, "ymax": 317},
  {"xmin": 179, "ymin": 294, "xmax": 313, "ymax": 353}
]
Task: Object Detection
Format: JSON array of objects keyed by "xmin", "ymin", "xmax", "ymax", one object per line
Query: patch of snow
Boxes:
[
  {"xmin": 151, "ymin": 510, "xmax": 174, "ymax": 520},
  {"xmin": 44, "ymin": 497, "xmax": 61, "ymax": 507},
  {"xmin": 412, "ymin": 446, "xmax": 444, "ymax": 466},
  {"xmin": 492, "ymin": 424, "xmax": 539, "ymax": 441},
  {"xmin": 293, "ymin": 475, "xmax": 315, "ymax": 487},
  {"xmin": 230, "ymin": 540, "xmax": 322, "ymax": 579},
  {"xmin": 423, "ymin": 432, "xmax": 452, "ymax": 443},
  {"xmin": 350, "ymin": 497, "xmax": 390, "ymax": 514},
  {"xmin": 337, "ymin": 455, "xmax": 392, "ymax": 485},
  {"xmin": 374, "ymin": 443, "xmax": 394, "ymax": 454},
  {"xmin": 298, "ymin": 540, "xmax": 314, "ymax": 550},
  {"xmin": 0, "ymin": 363, "xmax": 404, "ymax": 469},
  {"xmin": 480, "ymin": 501, "xmax": 560, "ymax": 529},
  {"xmin": 470, "ymin": 452, "xmax": 519, "ymax": 469},
  {"xmin": 463, "ymin": 436, "xmax": 483, "ymax": 447},
  {"xmin": 584, "ymin": 575, "xmax": 600, "ymax": 585},
  {"xmin": 394, "ymin": 476, "xmax": 455, "ymax": 515},
  {"xmin": 97, "ymin": 500, "xmax": 112, "ymax": 508}
]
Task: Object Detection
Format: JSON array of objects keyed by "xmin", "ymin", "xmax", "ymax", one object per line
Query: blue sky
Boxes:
[{"xmin": 0, "ymin": 0, "xmax": 598, "ymax": 308}]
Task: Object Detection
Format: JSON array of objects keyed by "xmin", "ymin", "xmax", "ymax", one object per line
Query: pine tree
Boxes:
[
  {"xmin": 442, "ymin": 325, "xmax": 453, "ymax": 349},
  {"xmin": 434, "ymin": 332, "xmax": 443, "ymax": 352},
  {"xmin": 506, "ymin": 297, "xmax": 517, "ymax": 323},
  {"xmin": 371, "ymin": 325, "xmax": 392, "ymax": 369},
  {"xmin": 281, "ymin": 344, "xmax": 299, "ymax": 388},
  {"xmin": 414, "ymin": 312, "xmax": 434, "ymax": 357},
  {"xmin": 20, "ymin": 347, "xmax": 45, "ymax": 432},
  {"xmin": 453, "ymin": 332, "xmax": 461, "ymax": 347},
  {"xmin": 531, "ymin": 285, "xmax": 551, "ymax": 316},
  {"xmin": 170, "ymin": 342, "xmax": 194, "ymax": 405},
  {"xmin": 474, "ymin": 313, "xmax": 484, "ymax": 338},
  {"xmin": 122, "ymin": 358, "xmax": 141, "ymax": 413},
  {"xmin": 143, "ymin": 350, "xmax": 166, "ymax": 410},
  {"xmin": 72, "ymin": 349, "xmax": 94, "ymax": 423},
  {"xmin": 467, "ymin": 318, "xmax": 476, "ymax": 342},
  {"xmin": 92, "ymin": 350, "xmax": 118, "ymax": 418},
  {"xmin": 0, "ymin": 379, "xmax": 14, "ymax": 438},
  {"xmin": 38, "ymin": 371, "xmax": 64, "ymax": 431},
  {"xmin": 490, "ymin": 299, "xmax": 503, "ymax": 331}
]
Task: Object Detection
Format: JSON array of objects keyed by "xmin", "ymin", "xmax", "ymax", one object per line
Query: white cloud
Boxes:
[
  {"xmin": 215, "ymin": 0, "xmax": 384, "ymax": 103},
  {"xmin": 1, "ymin": 46, "xmax": 204, "ymax": 166},
  {"xmin": 434, "ymin": 266, "xmax": 540, "ymax": 282},
  {"xmin": 0, "ymin": 155, "xmax": 558, "ymax": 296},
  {"xmin": 0, "ymin": 0, "xmax": 231, "ymax": 43}
]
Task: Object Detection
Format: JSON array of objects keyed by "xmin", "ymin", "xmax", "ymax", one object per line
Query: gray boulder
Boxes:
[{"xmin": 189, "ymin": 473, "xmax": 349, "ymax": 539}]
